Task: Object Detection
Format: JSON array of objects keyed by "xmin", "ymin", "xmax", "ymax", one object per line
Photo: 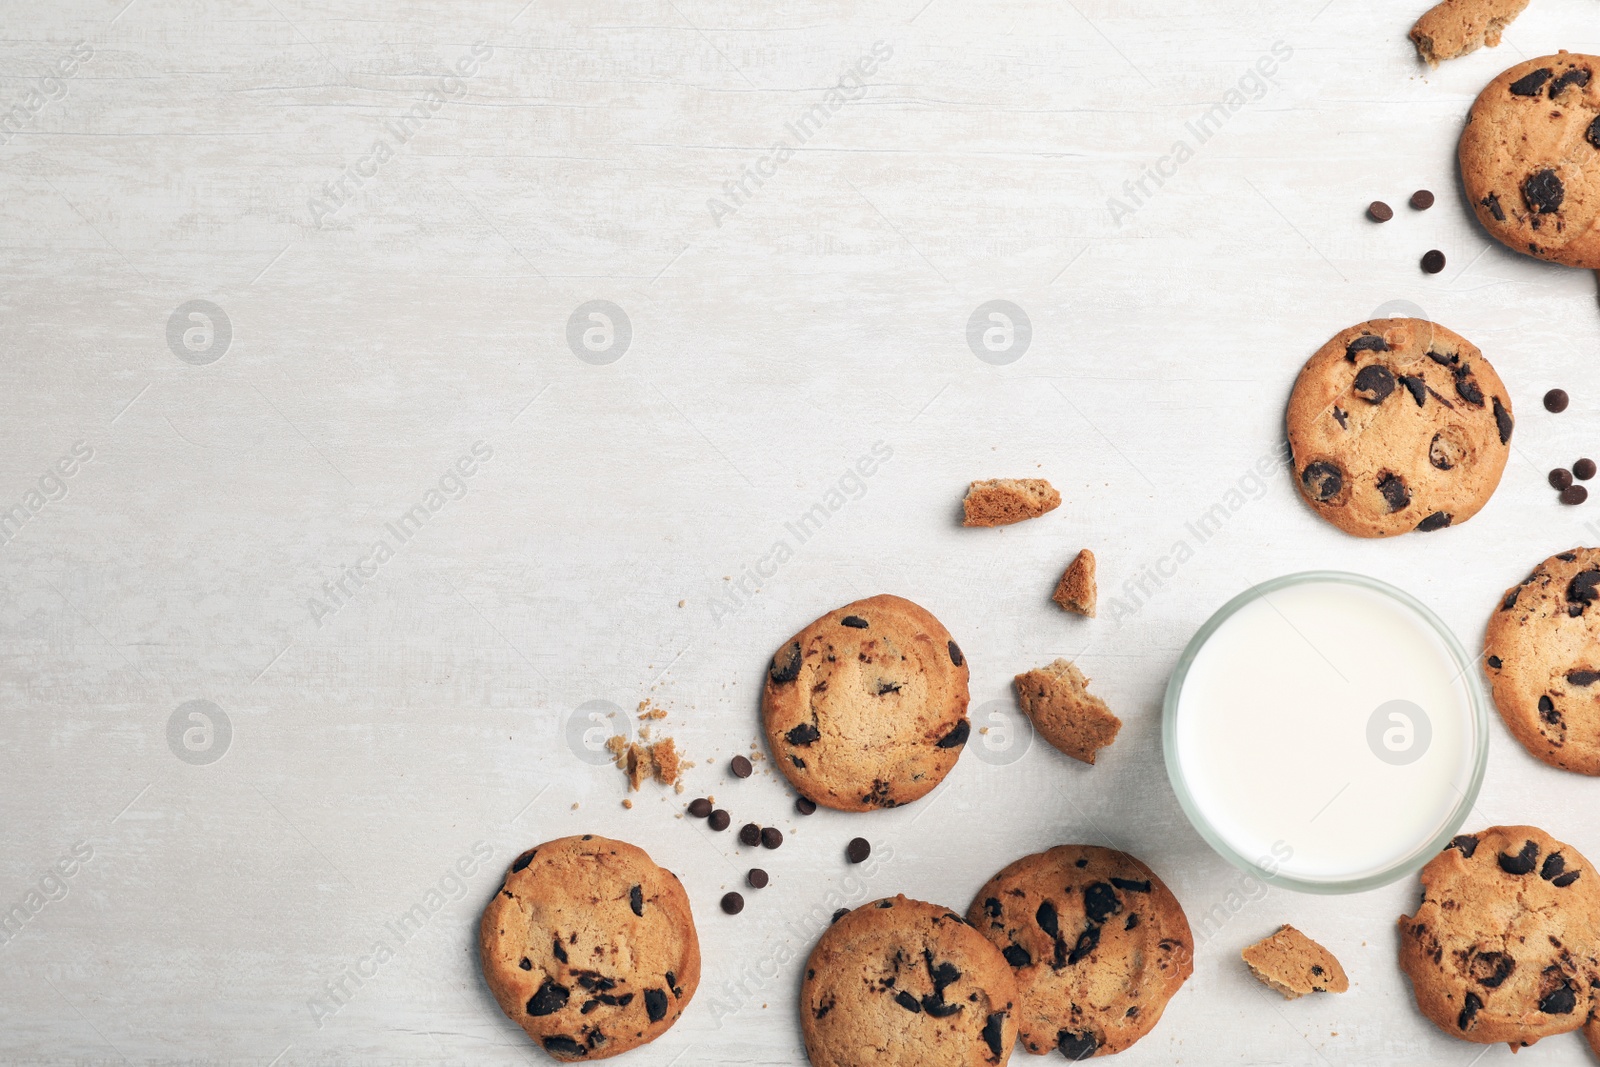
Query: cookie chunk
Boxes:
[
  {"xmin": 1398, "ymin": 827, "xmax": 1600, "ymax": 1048},
  {"xmin": 801, "ymin": 895, "xmax": 1019, "ymax": 1067},
  {"xmin": 1286, "ymin": 318, "xmax": 1512, "ymax": 538},
  {"xmin": 1052, "ymin": 549, "xmax": 1097, "ymax": 617},
  {"xmin": 1410, "ymin": 0, "xmax": 1530, "ymax": 66},
  {"xmin": 1241, "ymin": 925, "xmax": 1349, "ymax": 999},
  {"xmin": 962, "ymin": 479, "xmax": 1061, "ymax": 526},
  {"xmin": 1013, "ymin": 659, "xmax": 1121, "ymax": 765},
  {"xmin": 479, "ymin": 835, "xmax": 700, "ymax": 1060},
  {"xmin": 1485, "ymin": 549, "xmax": 1600, "ymax": 775},
  {"xmin": 1460, "ymin": 53, "xmax": 1600, "ymax": 268},
  {"xmin": 763, "ymin": 594, "xmax": 970, "ymax": 811},
  {"xmin": 968, "ymin": 845, "xmax": 1193, "ymax": 1059}
]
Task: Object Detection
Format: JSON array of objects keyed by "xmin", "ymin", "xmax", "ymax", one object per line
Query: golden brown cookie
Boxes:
[
  {"xmin": 1286, "ymin": 319, "xmax": 1512, "ymax": 537},
  {"xmin": 479, "ymin": 835, "xmax": 700, "ymax": 1060},
  {"xmin": 801, "ymin": 895, "xmax": 1019, "ymax": 1067},
  {"xmin": 1013, "ymin": 659, "xmax": 1121, "ymax": 765},
  {"xmin": 1052, "ymin": 550, "xmax": 1097, "ymax": 616},
  {"xmin": 962, "ymin": 479, "xmax": 1061, "ymax": 526},
  {"xmin": 763, "ymin": 594, "xmax": 970, "ymax": 811},
  {"xmin": 968, "ymin": 845, "xmax": 1193, "ymax": 1059},
  {"xmin": 1241, "ymin": 925, "xmax": 1349, "ymax": 999},
  {"xmin": 1586, "ymin": 1011, "xmax": 1599, "ymax": 1057},
  {"xmin": 1398, "ymin": 827, "xmax": 1600, "ymax": 1049},
  {"xmin": 1460, "ymin": 53, "xmax": 1600, "ymax": 268},
  {"xmin": 1410, "ymin": 0, "xmax": 1529, "ymax": 66},
  {"xmin": 1485, "ymin": 549, "xmax": 1600, "ymax": 775}
]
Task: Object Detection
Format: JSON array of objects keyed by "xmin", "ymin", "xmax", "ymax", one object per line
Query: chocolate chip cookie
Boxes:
[
  {"xmin": 802, "ymin": 895, "xmax": 1019, "ymax": 1067},
  {"xmin": 1460, "ymin": 53, "xmax": 1600, "ymax": 268},
  {"xmin": 1398, "ymin": 827, "xmax": 1600, "ymax": 1049},
  {"xmin": 1012, "ymin": 659, "xmax": 1121, "ymax": 765},
  {"xmin": 1241, "ymin": 925, "xmax": 1349, "ymax": 999},
  {"xmin": 1286, "ymin": 318, "xmax": 1513, "ymax": 537},
  {"xmin": 479, "ymin": 835, "xmax": 700, "ymax": 1060},
  {"xmin": 1485, "ymin": 549, "xmax": 1600, "ymax": 775},
  {"xmin": 968, "ymin": 845, "xmax": 1193, "ymax": 1059},
  {"xmin": 763, "ymin": 594, "xmax": 970, "ymax": 812},
  {"xmin": 1410, "ymin": 0, "xmax": 1529, "ymax": 66}
]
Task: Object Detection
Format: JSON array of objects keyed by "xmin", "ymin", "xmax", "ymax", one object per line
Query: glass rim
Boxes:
[{"xmin": 1161, "ymin": 569, "xmax": 1489, "ymax": 895}]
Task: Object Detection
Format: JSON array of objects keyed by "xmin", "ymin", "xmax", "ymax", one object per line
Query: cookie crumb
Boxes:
[
  {"xmin": 1410, "ymin": 0, "xmax": 1529, "ymax": 66},
  {"xmin": 1052, "ymin": 549, "xmax": 1098, "ymax": 617},
  {"xmin": 608, "ymin": 736, "xmax": 684, "ymax": 791},
  {"xmin": 622, "ymin": 798, "xmax": 633, "ymax": 809},
  {"xmin": 1242, "ymin": 925, "xmax": 1349, "ymax": 999},
  {"xmin": 1013, "ymin": 659, "xmax": 1121, "ymax": 764},
  {"xmin": 962, "ymin": 478, "xmax": 1061, "ymax": 527}
]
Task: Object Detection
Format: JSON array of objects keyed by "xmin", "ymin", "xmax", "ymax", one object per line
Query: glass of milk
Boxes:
[{"xmin": 1163, "ymin": 571, "xmax": 1488, "ymax": 893}]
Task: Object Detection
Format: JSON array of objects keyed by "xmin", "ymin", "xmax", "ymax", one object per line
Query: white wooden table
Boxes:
[{"xmin": 4, "ymin": 0, "xmax": 1600, "ymax": 1063}]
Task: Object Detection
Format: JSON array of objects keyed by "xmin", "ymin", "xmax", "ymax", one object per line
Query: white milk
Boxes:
[{"xmin": 1170, "ymin": 577, "xmax": 1481, "ymax": 886}]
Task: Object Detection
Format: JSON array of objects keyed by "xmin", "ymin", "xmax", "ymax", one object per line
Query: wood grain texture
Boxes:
[{"xmin": 3, "ymin": 0, "xmax": 1600, "ymax": 1062}]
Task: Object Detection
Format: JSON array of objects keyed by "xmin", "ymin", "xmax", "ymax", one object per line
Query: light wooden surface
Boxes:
[{"xmin": 4, "ymin": 0, "xmax": 1600, "ymax": 1063}]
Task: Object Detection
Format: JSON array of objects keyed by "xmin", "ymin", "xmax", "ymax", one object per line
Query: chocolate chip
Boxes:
[
  {"xmin": 1125, "ymin": 913, "xmax": 1140, "ymax": 930},
  {"xmin": 1540, "ymin": 980, "xmax": 1577, "ymax": 1015},
  {"xmin": 1541, "ymin": 853, "xmax": 1567, "ymax": 880},
  {"xmin": 1576, "ymin": 459, "xmax": 1596, "ymax": 481},
  {"xmin": 519, "ymin": 958, "xmax": 533, "ymax": 971},
  {"xmin": 1035, "ymin": 900, "xmax": 1059, "ymax": 938},
  {"xmin": 1499, "ymin": 839, "xmax": 1540, "ymax": 875},
  {"xmin": 1454, "ymin": 369, "xmax": 1484, "ymax": 407},
  {"xmin": 1003, "ymin": 943, "xmax": 1031, "ymax": 967},
  {"xmin": 1510, "ymin": 68, "xmax": 1554, "ymax": 96},
  {"xmin": 1493, "ymin": 397, "xmax": 1513, "ymax": 445},
  {"xmin": 1554, "ymin": 870, "xmax": 1581, "ymax": 887},
  {"xmin": 1546, "ymin": 389, "xmax": 1570, "ymax": 413},
  {"xmin": 1487, "ymin": 656, "xmax": 1502, "ymax": 669},
  {"xmin": 1451, "ymin": 835, "xmax": 1480, "ymax": 858},
  {"xmin": 947, "ymin": 640, "xmax": 963, "ymax": 667},
  {"xmin": 1082, "ymin": 883, "xmax": 1121, "ymax": 924},
  {"xmin": 1541, "ymin": 695, "xmax": 1561, "ymax": 724},
  {"xmin": 708, "ymin": 809, "xmax": 730, "ymax": 831},
  {"xmin": 786, "ymin": 723, "xmax": 820, "ymax": 745},
  {"xmin": 936, "ymin": 719, "xmax": 970, "ymax": 749},
  {"xmin": 1058, "ymin": 1031, "xmax": 1098, "ymax": 1060},
  {"xmin": 643, "ymin": 987, "xmax": 669, "ymax": 1022},
  {"xmin": 894, "ymin": 990, "xmax": 921, "ymax": 1013},
  {"xmin": 1302, "ymin": 461, "xmax": 1344, "ymax": 503},
  {"xmin": 526, "ymin": 980, "xmax": 570, "ymax": 1017},
  {"xmin": 747, "ymin": 868, "xmax": 769, "ymax": 889},
  {"xmin": 1482, "ymin": 192, "xmax": 1506, "ymax": 221},
  {"xmin": 795, "ymin": 796, "xmax": 817, "ymax": 815},
  {"xmin": 543, "ymin": 1036, "xmax": 584, "ymax": 1056},
  {"xmin": 1332, "ymin": 405, "xmax": 1349, "ymax": 428},
  {"xmin": 730, "ymin": 754, "xmax": 753, "ymax": 779},
  {"xmin": 1068, "ymin": 924, "xmax": 1101, "ymax": 965},
  {"xmin": 1568, "ymin": 671, "xmax": 1600, "ymax": 686},
  {"xmin": 630, "ymin": 885, "xmax": 643, "ymax": 916},
  {"xmin": 720, "ymin": 891, "xmax": 744, "ymax": 915},
  {"xmin": 1550, "ymin": 68, "xmax": 1591, "ymax": 97},
  {"xmin": 1430, "ymin": 433, "xmax": 1463, "ymax": 471},
  {"xmin": 982, "ymin": 1012, "xmax": 1007, "ymax": 1058},
  {"xmin": 1569, "ymin": 570, "xmax": 1600, "ymax": 604},
  {"xmin": 1422, "ymin": 249, "xmax": 1446, "ymax": 274},
  {"xmin": 1345, "ymin": 334, "xmax": 1388, "ymax": 361},
  {"xmin": 983, "ymin": 897, "xmax": 1002, "ymax": 918},
  {"xmin": 1524, "ymin": 169, "xmax": 1564, "ymax": 214},
  {"xmin": 921, "ymin": 996, "xmax": 960, "ymax": 1018},
  {"xmin": 761, "ymin": 827, "xmax": 783, "ymax": 849},
  {"xmin": 1377, "ymin": 473, "xmax": 1411, "ymax": 513},
  {"xmin": 831, "ymin": 907, "xmax": 849, "ymax": 923},
  {"xmin": 1552, "ymin": 468, "xmax": 1574, "ymax": 490},
  {"xmin": 1110, "ymin": 877, "xmax": 1151, "ymax": 893},
  {"xmin": 687, "ymin": 797, "xmax": 712, "ymax": 818},
  {"xmin": 840, "ymin": 615, "xmax": 868, "ymax": 628},
  {"xmin": 846, "ymin": 837, "xmax": 871, "ymax": 863},
  {"xmin": 1427, "ymin": 349, "xmax": 1458, "ymax": 367},
  {"xmin": 790, "ymin": 755, "xmax": 805, "ymax": 769},
  {"xmin": 1471, "ymin": 951, "xmax": 1516, "ymax": 988},
  {"xmin": 1562, "ymin": 485, "xmax": 1588, "ymax": 506},
  {"xmin": 769, "ymin": 641, "xmax": 802, "ymax": 684},
  {"xmin": 553, "ymin": 939, "xmax": 568, "ymax": 963},
  {"xmin": 512, "ymin": 850, "xmax": 537, "ymax": 873},
  {"xmin": 1458, "ymin": 991, "xmax": 1483, "ymax": 1030},
  {"xmin": 1590, "ymin": 115, "xmax": 1600, "ymax": 149},
  {"xmin": 1368, "ymin": 201, "xmax": 1393, "ymax": 222},
  {"xmin": 875, "ymin": 680, "xmax": 901, "ymax": 695},
  {"xmin": 738, "ymin": 823, "xmax": 760, "ymax": 846},
  {"xmin": 1416, "ymin": 511, "xmax": 1452, "ymax": 532},
  {"xmin": 1398, "ymin": 375, "xmax": 1426, "ymax": 407},
  {"xmin": 1410, "ymin": 189, "xmax": 1435, "ymax": 210},
  {"xmin": 1353, "ymin": 364, "xmax": 1396, "ymax": 403}
]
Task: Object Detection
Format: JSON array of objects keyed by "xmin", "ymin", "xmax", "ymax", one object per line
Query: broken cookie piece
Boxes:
[
  {"xmin": 606, "ymin": 736, "xmax": 682, "ymax": 791},
  {"xmin": 1242, "ymin": 925, "xmax": 1349, "ymax": 999},
  {"xmin": 1012, "ymin": 658, "xmax": 1120, "ymax": 764},
  {"xmin": 1052, "ymin": 549, "xmax": 1097, "ymax": 616},
  {"xmin": 962, "ymin": 478, "xmax": 1061, "ymax": 527},
  {"xmin": 1409, "ymin": 0, "xmax": 1530, "ymax": 66}
]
